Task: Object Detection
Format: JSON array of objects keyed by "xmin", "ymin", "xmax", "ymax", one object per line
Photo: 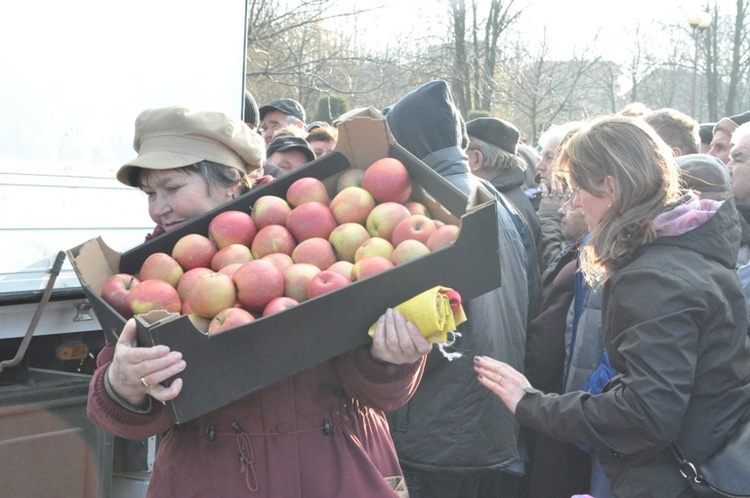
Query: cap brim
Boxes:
[
  {"xmin": 269, "ymin": 144, "xmax": 315, "ymax": 163},
  {"xmin": 116, "ymin": 150, "xmax": 205, "ymax": 186}
]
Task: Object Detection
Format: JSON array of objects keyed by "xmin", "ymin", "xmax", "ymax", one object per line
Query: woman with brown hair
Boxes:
[{"xmin": 475, "ymin": 115, "xmax": 750, "ymax": 497}]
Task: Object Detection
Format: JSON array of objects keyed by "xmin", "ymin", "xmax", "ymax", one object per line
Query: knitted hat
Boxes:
[
  {"xmin": 243, "ymin": 91, "xmax": 260, "ymax": 128},
  {"xmin": 676, "ymin": 153, "xmax": 730, "ymax": 193}
]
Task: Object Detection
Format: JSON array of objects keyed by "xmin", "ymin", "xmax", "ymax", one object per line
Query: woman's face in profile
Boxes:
[
  {"xmin": 573, "ymin": 184, "xmax": 611, "ymax": 232},
  {"xmin": 141, "ymin": 169, "xmax": 232, "ymax": 231}
]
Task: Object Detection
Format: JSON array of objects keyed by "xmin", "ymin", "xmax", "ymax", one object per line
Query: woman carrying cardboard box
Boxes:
[{"xmin": 88, "ymin": 105, "xmax": 432, "ymax": 497}]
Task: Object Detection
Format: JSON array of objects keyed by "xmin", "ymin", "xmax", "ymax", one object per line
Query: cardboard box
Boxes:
[{"xmin": 68, "ymin": 108, "xmax": 502, "ymax": 424}]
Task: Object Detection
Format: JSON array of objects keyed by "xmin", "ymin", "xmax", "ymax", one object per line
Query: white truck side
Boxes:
[{"xmin": 0, "ymin": 2, "xmax": 247, "ymax": 495}]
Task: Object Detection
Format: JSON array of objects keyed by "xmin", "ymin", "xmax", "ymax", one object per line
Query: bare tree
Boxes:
[
  {"xmin": 499, "ymin": 31, "xmax": 602, "ymax": 142},
  {"xmin": 450, "ymin": 0, "xmax": 471, "ymax": 115},
  {"xmin": 246, "ymin": 0, "xmax": 391, "ymax": 112},
  {"xmin": 723, "ymin": 0, "xmax": 749, "ymax": 116},
  {"xmin": 447, "ymin": 0, "xmax": 520, "ymax": 116}
]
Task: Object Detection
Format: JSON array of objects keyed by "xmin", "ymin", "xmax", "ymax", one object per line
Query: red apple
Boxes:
[
  {"xmin": 187, "ymin": 272, "xmax": 237, "ymax": 319},
  {"xmin": 405, "ymin": 201, "xmax": 431, "ymax": 218},
  {"xmin": 329, "ymin": 222, "xmax": 371, "ymax": 263},
  {"xmin": 291, "ymin": 237, "xmax": 337, "ymax": 270},
  {"xmin": 286, "ymin": 177, "xmax": 330, "ymax": 207},
  {"xmin": 218, "ymin": 262, "xmax": 243, "ymax": 279},
  {"xmin": 232, "ymin": 259, "xmax": 285, "ymax": 311},
  {"xmin": 361, "ymin": 157, "xmax": 412, "ymax": 203},
  {"xmin": 176, "ymin": 267, "xmax": 214, "ymax": 301},
  {"xmin": 426, "ymin": 224, "xmax": 460, "ymax": 251},
  {"xmin": 354, "ymin": 236, "xmax": 394, "ymax": 262},
  {"xmin": 327, "ymin": 260, "xmax": 354, "ymax": 279},
  {"xmin": 307, "ymin": 270, "xmax": 352, "ymax": 299},
  {"xmin": 138, "ymin": 252, "xmax": 184, "ymax": 288},
  {"xmin": 251, "ymin": 195, "xmax": 291, "ymax": 229},
  {"xmin": 208, "ymin": 210, "xmax": 257, "ymax": 249},
  {"xmin": 251, "ymin": 224, "xmax": 297, "ymax": 259},
  {"xmin": 392, "ymin": 239, "xmax": 431, "ymax": 265},
  {"xmin": 262, "ymin": 296, "xmax": 299, "ymax": 317},
  {"xmin": 351, "ymin": 256, "xmax": 395, "ymax": 281},
  {"xmin": 181, "ymin": 297, "xmax": 193, "ymax": 314},
  {"xmin": 126, "ymin": 279, "xmax": 182, "ymax": 315},
  {"xmin": 282, "ymin": 263, "xmax": 321, "ymax": 302},
  {"xmin": 336, "ymin": 168, "xmax": 365, "ymax": 192},
  {"xmin": 286, "ymin": 202, "xmax": 337, "ymax": 242},
  {"xmin": 261, "ymin": 252, "xmax": 294, "ymax": 273},
  {"xmin": 211, "ymin": 243, "xmax": 253, "ymax": 271},
  {"xmin": 390, "ymin": 214, "xmax": 437, "ymax": 247},
  {"xmin": 433, "ymin": 219, "xmax": 446, "ymax": 228},
  {"xmin": 172, "ymin": 233, "xmax": 218, "ymax": 271},
  {"xmin": 329, "ymin": 186, "xmax": 376, "ymax": 225},
  {"xmin": 208, "ymin": 307, "xmax": 255, "ymax": 334},
  {"xmin": 365, "ymin": 202, "xmax": 411, "ymax": 242},
  {"xmin": 101, "ymin": 273, "xmax": 140, "ymax": 318}
]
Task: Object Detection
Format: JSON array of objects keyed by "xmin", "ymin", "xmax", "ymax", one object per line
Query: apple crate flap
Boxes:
[{"xmin": 369, "ymin": 286, "xmax": 467, "ymax": 360}]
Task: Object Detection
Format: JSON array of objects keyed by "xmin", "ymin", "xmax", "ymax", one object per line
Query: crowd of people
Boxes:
[{"xmin": 87, "ymin": 82, "xmax": 750, "ymax": 498}]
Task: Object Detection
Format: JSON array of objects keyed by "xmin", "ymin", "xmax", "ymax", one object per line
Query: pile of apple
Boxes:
[{"xmin": 101, "ymin": 157, "xmax": 460, "ymax": 334}]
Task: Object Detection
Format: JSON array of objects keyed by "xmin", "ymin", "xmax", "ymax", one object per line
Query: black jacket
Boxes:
[{"xmin": 517, "ymin": 197, "xmax": 750, "ymax": 497}]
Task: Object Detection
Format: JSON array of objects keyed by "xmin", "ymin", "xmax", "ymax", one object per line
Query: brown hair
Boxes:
[
  {"xmin": 134, "ymin": 160, "xmax": 252, "ymax": 195},
  {"xmin": 306, "ymin": 126, "xmax": 338, "ymax": 144},
  {"xmin": 557, "ymin": 115, "xmax": 681, "ymax": 282}
]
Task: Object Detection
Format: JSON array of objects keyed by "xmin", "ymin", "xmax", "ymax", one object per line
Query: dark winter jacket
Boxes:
[
  {"xmin": 384, "ymin": 80, "xmax": 528, "ymax": 474},
  {"xmin": 489, "ymin": 167, "xmax": 542, "ymax": 267},
  {"xmin": 516, "ymin": 196, "xmax": 750, "ymax": 497}
]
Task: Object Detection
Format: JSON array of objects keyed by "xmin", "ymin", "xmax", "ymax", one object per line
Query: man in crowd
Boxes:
[
  {"xmin": 243, "ymin": 90, "xmax": 260, "ymax": 131},
  {"xmin": 305, "ymin": 124, "xmax": 338, "ymax": 157},
  {"xmin": 264, "ymin": 135, "xmax": 316, "ymax": 176},
  {"xmin": 710, "ymin": 111, "xmax": 750, "ymax": 164},
  {"xmin": 259, "ymin": 98, "xmax": 306, "ymax": 144},
  {"xmin": 466, "ymin": 117, "xmax": 541, "ymax": 266},
  {"xmin": 644, "ymin": 107, "xmax": 700, "ymax": 156},
  {"xmin": 384, "ymin": 80, "xmax": 530, "ymax": 498}
]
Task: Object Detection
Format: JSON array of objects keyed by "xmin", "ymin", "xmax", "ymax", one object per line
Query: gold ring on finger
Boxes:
[{"xmin": 140, "ymin": 377, "xmax": 152, "ymax": 389}]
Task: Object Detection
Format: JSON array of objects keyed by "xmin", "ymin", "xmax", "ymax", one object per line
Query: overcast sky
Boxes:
[{"xmin": 331, "ymin": 0, "xmax": 735, "ymax": 64}]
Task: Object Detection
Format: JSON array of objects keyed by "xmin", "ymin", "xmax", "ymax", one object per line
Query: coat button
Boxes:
[
  {"xmin": 322, "ymin": 418, "xmax": 333, "ymax": 436},
  {"xmin": 276, "ymin": 422, "xmax": 291, "ymax": 433}
]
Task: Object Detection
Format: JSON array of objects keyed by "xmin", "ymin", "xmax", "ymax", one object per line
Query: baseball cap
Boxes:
[
  {"xmin": 265, "ymin": 136, "xmax": 316, "ymax": 163},
  {"xmin": 259, "ymin": 98, "xmax": 306, "ymax": 123},
  {"xmin": 117, "ymin": 105, "xmax": 265, "ymax": 186}
]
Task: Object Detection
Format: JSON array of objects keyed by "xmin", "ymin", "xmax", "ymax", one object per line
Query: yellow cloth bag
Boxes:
[{"xmin": 368, "ymin": 286, "xmax": 467, "ymax": 344}]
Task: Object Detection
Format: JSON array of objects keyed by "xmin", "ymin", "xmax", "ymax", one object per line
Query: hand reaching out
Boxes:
[{"xmin": 474, "ymin": 355, "xmax": 531, "ymax": 415}]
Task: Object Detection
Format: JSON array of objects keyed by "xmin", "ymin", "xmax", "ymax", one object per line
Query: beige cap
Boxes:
[
  {"xmin": 713, "ymin": 117, "xmax": 739, "ymax": 136},
  {"xmin": 117, "ymin": 105, "xmax": 266, "ymax": 186}
]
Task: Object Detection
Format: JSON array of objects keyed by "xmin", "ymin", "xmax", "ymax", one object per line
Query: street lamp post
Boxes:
[{"xmin": 687, "ymin": 10, "xmax": 712, "ymax": 118}]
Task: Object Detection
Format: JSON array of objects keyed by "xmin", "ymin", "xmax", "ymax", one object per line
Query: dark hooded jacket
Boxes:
[
  {"xmin": 516, "ymin": 196, "xmax": 750, "ymax": 497},
  {"xmin": 488, "ymin": 167, "xmax": 543, "ymax": 270},
  {"xmin": 384, "ymin": 80, "xmax": 529, "ymax": 473}
]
